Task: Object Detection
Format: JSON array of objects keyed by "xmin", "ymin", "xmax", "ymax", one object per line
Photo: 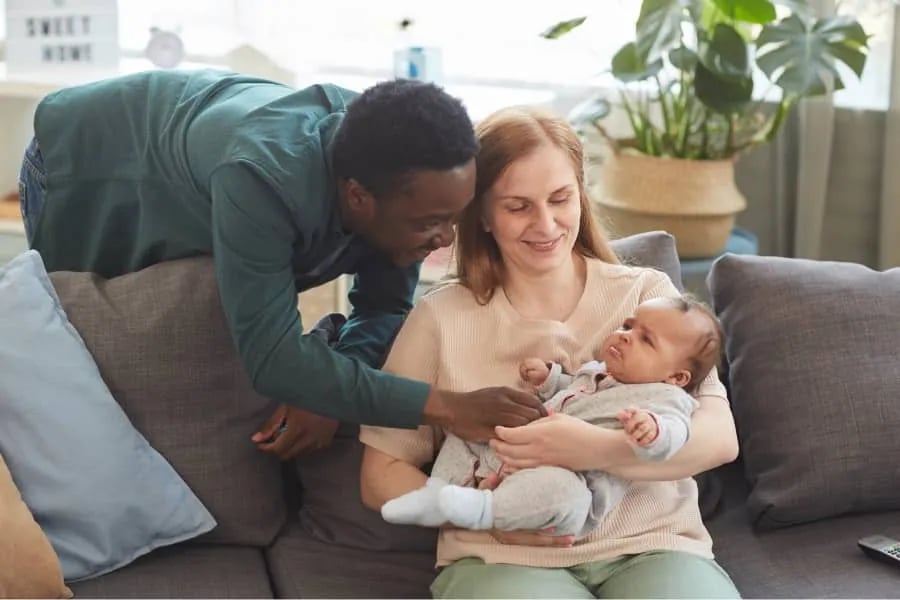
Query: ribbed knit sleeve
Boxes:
[{"xmin": 359, "ymin": 299, "xmax": 442, "ymax": 466}]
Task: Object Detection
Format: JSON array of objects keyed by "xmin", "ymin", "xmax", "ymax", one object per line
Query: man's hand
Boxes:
[
  {"xmin": 617, "ymin": 407, "xmax": 659, "ymax": 447},
  {"xmin": 422, "ymin": 386, "xmax": 547, "ymax": 443},
  {"xmin": 519, "ymin": 358, "xmax": 550, "ymax": 388},
  {"xmin": 252, "ymin": 404, "xmax": 339, "ymax": 460}
]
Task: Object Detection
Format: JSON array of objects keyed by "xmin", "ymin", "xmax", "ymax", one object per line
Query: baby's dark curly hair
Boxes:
[{"xmin": 332, "ymin": 79, "xmax": 478, "ymax": 198}]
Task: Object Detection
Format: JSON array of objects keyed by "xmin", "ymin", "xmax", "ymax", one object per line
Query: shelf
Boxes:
[{"xmin": 0, "ymin": 58, "xmax": 221, "ymax": 100}]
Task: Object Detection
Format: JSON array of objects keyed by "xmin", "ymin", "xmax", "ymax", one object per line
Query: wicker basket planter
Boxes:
[{"xmin": 592, "ymin": 151, "xmax": 746, "ymax": 259}]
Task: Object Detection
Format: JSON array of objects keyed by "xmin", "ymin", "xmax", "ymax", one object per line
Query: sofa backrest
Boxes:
[{"xmin": 50, "ymin": 257, "xmax": 286, "ymax": 547}]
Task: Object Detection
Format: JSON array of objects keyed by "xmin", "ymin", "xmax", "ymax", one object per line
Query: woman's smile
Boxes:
[{"xmin": 522, "ymin": 234, "xmax": 565, "ymax": 253}]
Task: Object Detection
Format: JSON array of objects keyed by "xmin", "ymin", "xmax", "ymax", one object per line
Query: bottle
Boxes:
[{"xmin": 392, "ymin": 18, "xmax": 443, "ymax": 85}]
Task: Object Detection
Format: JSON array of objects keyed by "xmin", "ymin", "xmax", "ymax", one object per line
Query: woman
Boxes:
[{"xmin": 359, "ymin": 106, "xmax": 740, "ymax": 599}]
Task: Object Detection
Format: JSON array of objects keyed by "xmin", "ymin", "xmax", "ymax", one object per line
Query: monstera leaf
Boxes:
[
  {"xmin": 635, "ymin": 0, "xmax": 701, "ymax": 63},
  {"xmin": 669, "ymin": 46, "xmax": 698, "ymax": 72},
  {"xmin": 611, "ymin": 42, "xmax": 664, "ymax": 82},
  {"xmin": 756, "ymin": 14, "xmax": 869, "ymax": 96},
  {"xmin": 539, "ymin": 0, "xmax": 868, "ymax": 158},
  {"xmin": 695, "ymin": 23, "xmax": 753, "ymax": 112},
  {"xmin": 541, "ymin": 17, "xmax": 586, "ymax": 39},
  {"xmin": 710, "ymin": 0, "xmax": 775, "ymax": 24}
]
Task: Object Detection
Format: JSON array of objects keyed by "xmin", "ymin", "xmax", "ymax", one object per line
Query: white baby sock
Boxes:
[
  {"xmin": 438, "ymin": 485, "xmax": 494, "ymax": 530},
  {"xmin": 381, "ymin": 477, "xmax": 448, "ymax": 527}
]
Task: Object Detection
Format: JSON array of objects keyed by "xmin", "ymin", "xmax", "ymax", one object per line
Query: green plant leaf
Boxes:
[
  {"xmin": 756, "ymin": 14, "xmax": 869, "ymax": 97},
  {"xmin": 771, "ymin": 0, "xmax": 812, "ymax": 21},
  {"xmin": 636, "ymin": 0, "xmax": 700, "ymax": 62},
  {"xmin": 700, "ymin": 23, "xmax": 751, "ymax": 81},
  {"xmin": 711, "ymin": 0, "xmax": 776, "ymax": 24},
  {"xmin": 541, "ymin": 17, "xmax": 587, "ymax": 39},
  {"xmin": 611, "ymin": 42, "xmax": 664, "ymax": 82},
  {"xmin": 695, "ymin": 62, "xmax": 753, "ymax": 112},
  {"xmin": 669, "ymin": 46, "xmax": 698, "ymax": 71}
]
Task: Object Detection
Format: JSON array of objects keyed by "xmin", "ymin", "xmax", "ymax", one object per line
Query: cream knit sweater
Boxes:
[{"xmin": 360, "ymin": 259, "xmax": 724, "ymax": 568}]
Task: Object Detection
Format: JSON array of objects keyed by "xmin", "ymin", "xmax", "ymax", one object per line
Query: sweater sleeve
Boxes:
[
  {"xmin": 359, "ymin": 299, "xmax": 443, "ymax": 467},
  {"xmin": 209, "ymin": 160, "xmax": 430, "ymax": 427},
  {"xmin": 632, "ymin": 387, "xmax": 697, "ymax": 462}
]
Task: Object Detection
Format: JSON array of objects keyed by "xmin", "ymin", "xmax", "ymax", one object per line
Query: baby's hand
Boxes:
[
  {"xmin": 617, "ymin": 408, "xmax": 659, "ymax": 447},
  {"xmin": 519, "ymin": 358, "xmax": 550, "ymax": 387}
]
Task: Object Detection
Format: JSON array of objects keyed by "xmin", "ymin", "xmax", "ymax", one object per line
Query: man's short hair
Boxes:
[{"xmin": 332, "ymin": 79, "xmax": 478, "ymax": 197}]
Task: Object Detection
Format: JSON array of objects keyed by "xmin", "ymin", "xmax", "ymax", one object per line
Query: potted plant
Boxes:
[{"xmin": 545, "ymin": 0, "xmax": 870, "ymax": 257}]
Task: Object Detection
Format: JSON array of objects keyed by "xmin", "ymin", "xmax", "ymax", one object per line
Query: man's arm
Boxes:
[
  {"xmin": 209, "ymin": 161, "xmax": 429, "ymax": 428},
  {"xmin": 333, "ymin": 252, "xmax": 420, "ymax": 368}
]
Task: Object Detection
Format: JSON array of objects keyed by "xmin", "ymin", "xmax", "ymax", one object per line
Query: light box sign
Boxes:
[{"xmin": 5, "ymin": 0, "xmax": 119, "ymax": 73}]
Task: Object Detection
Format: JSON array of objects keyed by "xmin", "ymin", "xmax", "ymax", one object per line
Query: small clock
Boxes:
[{"xmin": 145, "ymin": 27, "xmax": 185, "ymax": 69}]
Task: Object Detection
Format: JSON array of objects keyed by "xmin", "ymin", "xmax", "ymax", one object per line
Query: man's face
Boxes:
[{"xmin": 365, "ymin": 160, "xmax": 476, "ymax": 267}]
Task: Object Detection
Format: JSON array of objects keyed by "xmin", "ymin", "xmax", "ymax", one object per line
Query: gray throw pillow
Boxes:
[
  {"xmin": 297, "ymin": 230, "xmax": 696, "ymax": 551},
  {"xmin": 708, "ymin": 254, "xmax": 900, "ymax": 529},
  {"xmin": 612, "ymin": 230, "xmax": 683, "ymax": 289},
  {"xmin": 50, "ymin": 256, "xmax": 287, "ymax": 547},
  {"xmin": 297, "ymin": 423, "xmax": 438, "ymax": 551}
]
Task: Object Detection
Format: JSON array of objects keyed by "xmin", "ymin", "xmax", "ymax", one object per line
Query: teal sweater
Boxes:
[{"xmin": 31, "ymin": 69, "xmax": 429, "ymax": 427}]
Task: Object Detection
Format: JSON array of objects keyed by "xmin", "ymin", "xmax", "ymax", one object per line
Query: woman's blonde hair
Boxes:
[{"xmin": 455, "ymin": 106, "xmax": 619, "ymax": 303}]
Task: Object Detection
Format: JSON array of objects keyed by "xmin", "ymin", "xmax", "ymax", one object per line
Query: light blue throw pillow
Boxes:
[{"xmin": 0, "ymin": 250, "xmax": 216, "ymax": 582}]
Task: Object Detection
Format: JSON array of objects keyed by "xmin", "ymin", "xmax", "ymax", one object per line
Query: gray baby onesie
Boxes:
[{"xmin": 430, "ymin": 361, "xmax": 698, "ymax": 537}]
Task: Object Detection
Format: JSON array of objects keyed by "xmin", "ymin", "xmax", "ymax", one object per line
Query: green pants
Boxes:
[{"xmin": 431, "ymin": 551, "xmax": 740, "ymax": 599}]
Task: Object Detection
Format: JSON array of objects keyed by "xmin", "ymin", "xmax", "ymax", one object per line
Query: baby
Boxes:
[{"xmin": 381, "ymin": 295, "xmax": 724, "ymax": 538}]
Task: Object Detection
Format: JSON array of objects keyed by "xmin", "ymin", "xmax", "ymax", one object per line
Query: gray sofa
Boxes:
[{"xmin": 46, "ymin": 232, "xmax": 899, "ymax": 598}]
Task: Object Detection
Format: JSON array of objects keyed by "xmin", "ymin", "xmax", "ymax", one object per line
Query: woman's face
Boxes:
[{"xmin": 483, "ymin": 143, "xmax": 581, "ymax": 277}]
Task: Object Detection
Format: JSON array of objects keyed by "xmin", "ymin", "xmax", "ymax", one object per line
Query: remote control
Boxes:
[{"xmin": 857, "ymin": 534, "xmax": 900, "ymax": 568}]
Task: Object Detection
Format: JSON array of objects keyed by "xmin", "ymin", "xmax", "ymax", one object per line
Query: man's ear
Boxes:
[
  {"xmin": 344, "ymin": 178, "xmax": 377, "ymax": 221},
  {"xmin": 668, "ymin": 370, "xmax": 692, "ymax": 389}
]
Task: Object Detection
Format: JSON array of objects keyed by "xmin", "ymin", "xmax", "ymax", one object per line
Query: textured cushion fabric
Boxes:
[
  {"xmin": 267, "ymin": 520, "xmax": 436, "ymax": 599},
  {"xmin": 0, "ymin": 251, "xmax": 216, "ymax": 582},
  {"xmin": 297, "ymin": 423, "xmax": 438, "ymax": 551},
  {"xmin": 708, "ymin": 254, "xmax": 900, "ymax": 529},
  {"xmin": 295, "ymin": 230, "xmax": 694, "ymax": 552},
  {"xmin": 68, "ymin": 545, "xmax": 273, "ymax": 599},
  {"xmin": 49, "ymin": 256, "xmax": 286, "ymax": 547},
  {"xmin": 611, "ymin": 230, "xmax": 684, "ymax": 290},
  {"xmin": 706, "ymin": 462, "xmax": 900, "ymax": 598},
  {"xmin": 0, "ymin": 453, "xmax": 72, "ymax": 599}
]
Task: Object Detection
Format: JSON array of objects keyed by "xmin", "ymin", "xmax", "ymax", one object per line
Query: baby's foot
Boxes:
[
  {"xmin": 438, "ymin": 485, "xmax": 494, "ymax": 530},
  {"xmin": 381, "ymin": 477, "xmax": 448, "ymax": 527}
]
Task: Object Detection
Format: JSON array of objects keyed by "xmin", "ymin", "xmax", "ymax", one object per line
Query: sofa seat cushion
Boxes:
[
  {"xmin": 49, "ymin": 257, "xmax": 286, "ymax": 547},
  {"xmin": 266, "ymin": 520, "xmax": 436, "ymax": 598},
  {"xmin": 705, "ymin": 463, "xmax": 900, "ymax": 598},
  {"xmin": 67, "ymin": 545, "xmax": 272, "ymax": 599}
]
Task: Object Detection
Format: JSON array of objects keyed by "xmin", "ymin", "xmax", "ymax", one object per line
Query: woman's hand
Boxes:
[
  {"xmin": 477, "ymin": 472, "xmax": 575, "ymax": 548},
  {"xmin": 490, "ymin": 413, "xmax": 625, "ymax": 472},
  {"xmin": 491, "ymin": 395, "xmax": 740, "ymax": 481}
]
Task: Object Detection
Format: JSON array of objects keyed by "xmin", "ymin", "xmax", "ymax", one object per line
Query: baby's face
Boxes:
[{"xmin": 600, "ymin": 298, "xmax": 708, "ymax": 387}]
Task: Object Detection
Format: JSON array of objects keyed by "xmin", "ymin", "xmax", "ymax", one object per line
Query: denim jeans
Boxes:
[{"xmin": 18, "ymin": 137, "xmax": 47, "ymax": 244}]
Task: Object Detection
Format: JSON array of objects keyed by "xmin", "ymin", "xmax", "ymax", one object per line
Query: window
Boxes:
[
  {"xmin": 111, "ymin": 0, "xmax": 639, "ymax": 86},
  {"xmin": 1, "ymin": 0, "xmax": 894, "ymax": 109}
]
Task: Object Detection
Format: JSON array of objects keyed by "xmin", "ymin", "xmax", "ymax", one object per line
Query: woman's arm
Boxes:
[
  {"xmin": 358, "ymin": 298, "xmax": 440, "ymax": 509},
  {"xmin": 603, "ymin": 394, "xmax": 738, "ymax": 480},
  {"xmin": 491, "ymin": 375, "xmax": 739, "ymax": 481},
  {"xmin": 359, "ymin": 445, "xmax": 429, "ymax": 510}
]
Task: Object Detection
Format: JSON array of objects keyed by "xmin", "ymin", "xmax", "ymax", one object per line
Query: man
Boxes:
[{"xmin": 19, "ymin": 70, "xmax": 544, "ymax": 459}]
